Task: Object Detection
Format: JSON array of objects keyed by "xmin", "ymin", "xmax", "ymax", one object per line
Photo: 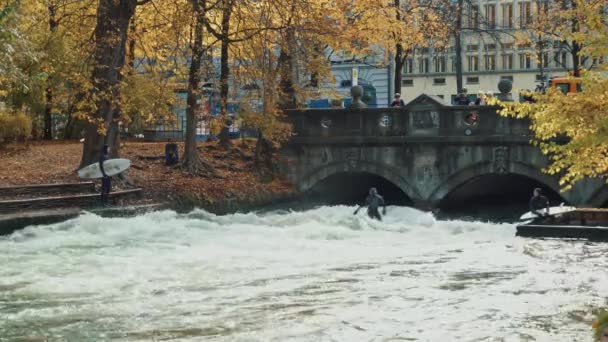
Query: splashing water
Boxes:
[{"xmin": 0, "ymin": 206, "xmax": 606, "ymax": 341}]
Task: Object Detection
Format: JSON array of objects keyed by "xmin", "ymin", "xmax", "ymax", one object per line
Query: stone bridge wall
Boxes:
[{"xmin": 279, "ymin": 95, "xmax": 607, "ymax": 208}]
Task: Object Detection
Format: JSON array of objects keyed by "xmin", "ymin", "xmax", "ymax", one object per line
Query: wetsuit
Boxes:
[
  {"xmin": 529, "ymin": 195, "xmax": 549, "ymax": 216},
  {"xmin": 365, "ymin": 193, "xmax": 385, "ymax": 221},
  {"xmin": 99, "ymin": 149, "xmax": 111, "ymax": 205}
]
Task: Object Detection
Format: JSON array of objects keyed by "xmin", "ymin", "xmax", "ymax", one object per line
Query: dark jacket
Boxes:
[
  {"xmin": 529, "ymin": 195, "xmax": 549, "ymax": 213},
  {"xmin": 391, "ymin": 99, "xmax": 405, "ymax": 107},
  {"xmin": 365, "ymin": 194, "xmax": 385, "ymax": 210},
  {"xmin": 99, "ymin": 149, "xmax": 108, "ymax": 178}
]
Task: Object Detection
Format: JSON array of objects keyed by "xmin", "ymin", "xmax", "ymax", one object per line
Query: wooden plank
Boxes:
[
  {"xmin": 0, "ymin": 188, "xmax": 142, "ymax": 214},
  {"xmin": 0, "ymin": 208, "xmax": 81, "ymax": 236},
  {"xmin": 0, "ymin": 202, "xmax": 163, "ymax": 236},
  {"xmin": 0, "ymin": 182, "xmax": 96, "ymax": 198},
  {"xmin": 516, "ymin": 224, "xmax": 608, "ymax": 241}
]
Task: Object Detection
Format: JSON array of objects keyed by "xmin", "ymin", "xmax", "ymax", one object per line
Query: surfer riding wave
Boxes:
[{"xmin": 354, "ymin": 187, "xmax": 387, "ymax": 221}]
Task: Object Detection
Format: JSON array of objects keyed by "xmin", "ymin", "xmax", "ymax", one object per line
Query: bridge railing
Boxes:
[{"xmin": 286, "ymin": 95, "xmax": 531, "ymax": 143}]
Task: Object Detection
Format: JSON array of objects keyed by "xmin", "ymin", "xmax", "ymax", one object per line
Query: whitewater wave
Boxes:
[{"xmin": 0, "ymin": 206, "xmax": 605, "ymax": 341}]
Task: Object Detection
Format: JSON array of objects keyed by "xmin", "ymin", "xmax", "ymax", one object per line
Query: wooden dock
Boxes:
[{"xmin": 516, "ymin": 208, "xmax": 608, "ymax": 242}]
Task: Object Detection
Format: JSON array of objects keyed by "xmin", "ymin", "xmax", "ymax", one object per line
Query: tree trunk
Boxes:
[
  {"xmin": 278, "ymin": 49, "xmax": 296, "ymax": 109},
  {"xmin": 182, "ymin": 2, "xmax": 215, "ymax": 175},
  {"xmin": 454, "ymin": 0, "xmax": 464, "ymax": 95},
  {"xmin": 218, "ymin": 1, "xmax": 233, "ymax": 149},
  {"xmin": 393, "ymin": 0, "xmax": 403, "ymax": 99},
  {"xmin": 394, "ymin": 44, "xmax": 404, "ymax": 99},
  {"xmin": 79, "ymin": 0, "xmax": 138, "ymax": 167},
  {"xmin": 254, "ymin": 130, "xmax": 275, "ymax": 183},
  {"xmin": 43, "ymin": 2, "xmax": 58, "ymax": 140}
]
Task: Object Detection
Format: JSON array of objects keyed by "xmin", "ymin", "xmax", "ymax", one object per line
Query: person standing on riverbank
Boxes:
[
  {"xmin": 354, "ymin": 187, "xmax": 386, "ymax": 220},
  {"xmin": 99, "ymin": 144, "xmax": 111, "ymax": 206}
]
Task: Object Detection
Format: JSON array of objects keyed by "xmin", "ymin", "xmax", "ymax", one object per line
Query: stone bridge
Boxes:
[{"xmin": 279, "ymin": 94, "xmax": 607, "ymax": 209}]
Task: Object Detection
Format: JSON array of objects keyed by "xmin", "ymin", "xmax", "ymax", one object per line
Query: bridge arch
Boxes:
[
  {"xmin": 428, "ymin": 161, "xmax": 566, "ymax": 206},
  {"xmin": 299, "ymin": 161, "xmax": 421, "ymax": 203},
  {"xmin": 586, "ymin": 186, "xmax": 608, "ymax": 207}
]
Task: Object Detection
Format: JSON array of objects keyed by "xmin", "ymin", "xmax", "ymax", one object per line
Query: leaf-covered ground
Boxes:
[{"xmin": 0, "ymin": 140, "xmax": 295, "ymax": 203}]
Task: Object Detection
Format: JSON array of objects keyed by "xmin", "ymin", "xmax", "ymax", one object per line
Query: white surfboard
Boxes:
[
  {"xmin": 78, "ymin": 158, "xmax": 131, "ymax": 179},
  {"xmin": 519, "ymin": 204, "xmax": 576, "ymax": 221}
]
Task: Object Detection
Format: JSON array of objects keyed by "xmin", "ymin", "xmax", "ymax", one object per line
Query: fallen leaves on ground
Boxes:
[{"xmin": 0, "ymin": 140, "xmax": 296, "ymax": 203}]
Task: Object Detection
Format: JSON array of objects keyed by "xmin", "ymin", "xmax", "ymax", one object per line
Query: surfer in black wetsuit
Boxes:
[
  {"xmin": 353, "ymin": 187, "xmax": 386, "ymax": 221},
  {"xmin": 99, "ymin": 144, "xmax": 111, "ymax": 205},
  {"xmin": 529, "ymin": 187, "xmax": 549, "ymax": 217}
]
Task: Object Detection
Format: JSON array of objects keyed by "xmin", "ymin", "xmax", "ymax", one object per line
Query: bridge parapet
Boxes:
[{"xmin": 288, "ymin": 94, "xmax": 530, "ymax": 144}]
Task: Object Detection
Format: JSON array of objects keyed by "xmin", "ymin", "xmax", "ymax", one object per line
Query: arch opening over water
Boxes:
[
  {"xmin": 438, "ymin": 174, "xmax": 565, "ymax": 221},
  {"xmin": 306, "ymin": 172, "xmax": 413, "ymax": 206}
]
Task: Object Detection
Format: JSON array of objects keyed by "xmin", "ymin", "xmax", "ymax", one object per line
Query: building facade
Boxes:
[{"xmin": 328, "ymin": 0, "xmax": 590, "ymax": 106}]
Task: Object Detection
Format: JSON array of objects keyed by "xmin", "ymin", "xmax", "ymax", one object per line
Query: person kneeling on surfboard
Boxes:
[
  {"xmin": 529, "ymin": 188, "xmax": 549, "ymax": 217},
  {"xmin": 99, "ymin": 145, "xmax": 111, "ymax": 205},
  {"xmin": 353, "ymin": 187, "xmax": 386, "ymax": 221}
]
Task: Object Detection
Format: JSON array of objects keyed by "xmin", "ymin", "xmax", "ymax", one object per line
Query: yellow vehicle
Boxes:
[{"xmin": 549, "ymin": 77, "xmax": 582, "ymax": 94}]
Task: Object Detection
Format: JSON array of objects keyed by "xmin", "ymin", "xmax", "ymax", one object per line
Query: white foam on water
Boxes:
[{"xmin": 0, "ymin": 206, "xmax": 606, "ymax": 341}]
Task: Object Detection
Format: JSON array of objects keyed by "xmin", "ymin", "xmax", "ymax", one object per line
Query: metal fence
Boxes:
[{"xmin": 143, "ymin": 116, "xmax": 256, "ymax": 142}]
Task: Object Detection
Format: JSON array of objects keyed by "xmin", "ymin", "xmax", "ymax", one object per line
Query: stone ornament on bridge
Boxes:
[
  {"xmin": 379, "ymin": 114, "xmax": 392, "ymax": 128},
  {"xmin": 320, "ymin": 117, "xmax": 332, "ymax": 129},
  {"xmin": 342, "ymin": 148, "xmax": 360, "ymax": 171},
  {"xmin": 412, "ymin": 111, "xmax": 439, "ymax": 129},
  {"xmin": 464, "ymin": 112, "xmax": 479, "ymax": 126},
  {"xmin": 492, "ymin": 146, "xmax": 509, "ymax": 174}
]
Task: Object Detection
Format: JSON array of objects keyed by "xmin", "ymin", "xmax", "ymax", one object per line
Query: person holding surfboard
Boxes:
[
  {"xmin": 99, "ymin": 144, "xmax": 111, "ymax": 205},
  {"xmin": 353, "ymin": 187, "xmax": 386, "ymax": 221},
  {"xmin": 529, "ymin": 188, "xmax": 549, "ymax": 217}
]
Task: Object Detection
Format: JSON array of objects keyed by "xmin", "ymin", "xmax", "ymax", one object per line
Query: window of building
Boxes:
[
  {"xmin": 593, "ymin": 57, "xmax": 605, "ymax": 66},
  {"xmin": 450, "ymin": 56, "xmax": 457, "ymax": 72},
  {"xmin": 402, "ymin": 79, "xmax": 414, "ymax": 87},
  {"xmin": 467, "ymin": 44, "xmax": 479, "ymax": 51},
  {"xmin": 468, "ymin": 5, "xmax": 479, "ymax": 29},
  {"xmin": 537, "ymin": 0, "xmax": 549, "ymax": 15},
  {"xmin": 468, "ymin": 55, "xmax": 479, "ymax": 71},
  {"xmin": 485, "ymin": 55, "xmax": 497, "ymax": 70},
  {"xmin": 485, "ymin": 4, "xmax": 496, "ymax": 29},
  {"xmin": 539, "ymin": 52, "xmax": 549, "ymax": 68},
  {"xmin": 403, "ymin": 58, "xmax": 413, "ymax": 74},
  {"xmin": 502, "ymin": 3, "xmax": 513, "ymax": 28},
  {"xmin": 519, "ymin": 2, "xmax": 532, "ymax": 27},
  {"xmin": 434, "ymin": 56, "xmax": 446, "ymax": 73},
  {"xmin": 501, "ymin": 42, "xmax": 514, "ymax": 50},
  {"xmin": 555, "ymin": 51, "xmax": 568, "ymax": 68},
  {"xmin": 485, "ymin": 44, "xmax": 497, "ymax": 51},
  {"xmin": 519, "ymin": 53, "xmax": 531, "ymax": 69},
  {"xmin": 419, "ymin": 58, "xmax": 429, "ymax": 73},
  {"xmin": 502, "ymin": 54, "xmax": 514, "ymax": 69},
  {"xmin": 517, "ymin": 42, "xmax": 531, "ymax": 50},
  {"xmin": 340, "ymin": 80, "xmax": 352, "ymax": 87},
  {"xmin": 433, "ymin": 78, "xmax": 446, "ymax": 85},
  {"xmin": 501, "ymin": 75, "xmax": 514, "ymax": 82},
  {"xmin": 466, "ymin": 76, "xmax": 479, "ymax": 84}
]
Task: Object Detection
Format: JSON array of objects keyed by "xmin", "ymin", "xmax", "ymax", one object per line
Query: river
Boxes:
[{"xmin": 0, "ymin": 206, "xmax": 606, "ymax": 341}]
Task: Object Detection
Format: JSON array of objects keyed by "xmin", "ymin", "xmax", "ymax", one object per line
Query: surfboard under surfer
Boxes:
[{"xmin": 353, "ymin": 187, "xmax": 386, "ymax": 221}]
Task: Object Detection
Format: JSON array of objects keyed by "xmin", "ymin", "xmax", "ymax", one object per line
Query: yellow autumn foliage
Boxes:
[
  {"xmin": 496, "ymin": 0, "xmax": 608, "ymax": 190},
  {"xmin": 498, "ymin": 73, "xmax": 608, "ymax": 190},
  {"xmin": 0, "ymin": 110, "xmax": 32, "ymax": 144}
]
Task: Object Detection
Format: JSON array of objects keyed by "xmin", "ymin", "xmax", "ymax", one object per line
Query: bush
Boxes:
[{"xmin": 0, "ymin": 111, "xmax": 32, "ymax": 144}]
